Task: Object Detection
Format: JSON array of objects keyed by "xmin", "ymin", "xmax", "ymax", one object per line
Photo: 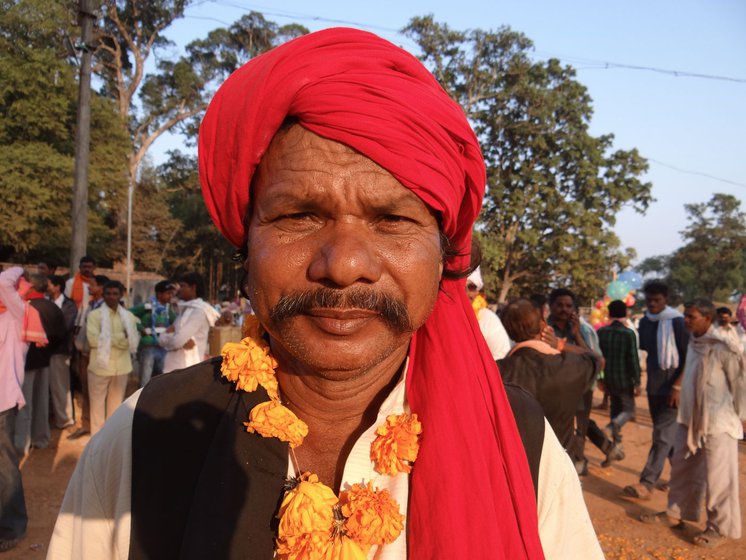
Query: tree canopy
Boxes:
[
  {"xmin": 638, "ymin": 193, "xmax": 746, "ymax": 302},
  {"xmin": 405, "ymin": 16, "xmax": 652, "ymax": 303}
]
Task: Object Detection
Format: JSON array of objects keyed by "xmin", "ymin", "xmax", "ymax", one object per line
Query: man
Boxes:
[
  {"xmin": 130, "ymin": 280, "xmax": 176, "ymax": 386},
  {"xmin": 498, "ymin": 298, "xmax": 598, "ymax": 455},
  {"xmin": 37, "ymin": 259, "xmax": 57, "ymax": 279},
  {"xmin": 466, "ymin": 267, "xmax": 511, "ymax": 359},
  {"xmin": 64, "ymin": 255, "xmax": 95, "ymax": 312},
  {"xmin": 624, "ymin": 280, "xmax": 688, "ymax": 500},
  {"xmin": 50, "ymin": 29, "xmax": 602, "ymax": 559},
  {"xmin": 597, "ymin": 300, "xmax": 641, "ymax": 453},
  {"xmin": 641, "ymin": 299, "xmax": 745, "ymax": 548},
  {"xmin": 14, "ymin": 274, "xmax": 65, "ymax": 456},
  {"xmin": 158, "ymin": 272, "xmax": 219, "ymax": 373},
  {"xmin": 0, "ymin": 268, "xmax": 41, "ymax": 552},
  {"xmin": 714, "ymin": 307, "xmax": 743, "ymax": 352},
  {"xmin": 68, "ymin": 274, "xmax": 109, "ymax": 440},
  {"xmin": 547, "ymin": 288, "xmax": 613, "ymax": 474},
  {"xmin": 86, "ymin": 281, "xmax": 139, "ymax": 435},
  {"xmin": 47, "ymin": 275, "xmax": 78, "ymax": 431}
]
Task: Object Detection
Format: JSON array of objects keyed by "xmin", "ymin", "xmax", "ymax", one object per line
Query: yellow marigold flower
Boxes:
[
  {"xmin": 325, "ymin": 537, "xmax": 370, "ymax": 559},
  {"xmin": 276, "ymin": 531, "xmax": 331, "ymax": 560},
  {"xmin": 472, "ymin": 293, "xmax": 487, "ymax": 315},
  {"xmin": 220, "ymin": 337, "xmax": 279, "ymax": 400},
  {"xmin": 245, "ymin": 401, "xmax": 309, "ymax": 448},
  {"xmin": 370, "ymin": 413, "xmax": 422, "ymax": 475},
  {"xmin": 276, "ymin": 473, "xmax": 337, "ymax": 559},
  {"xmin": 339, "ymin": 482, "xmax": 404, "ymax": 545}
]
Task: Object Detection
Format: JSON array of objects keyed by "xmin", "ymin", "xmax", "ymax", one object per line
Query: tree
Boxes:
[
  {"xmin": 404, "ymin": 16, "xmax": 652, "ymax": 303},
  {"xmin": 0, "ymin": 0, "xmax": 129, "ymax": 263},
  {"xmin": 92, "ymin": 3, "xmax": 307, "ymax": 271},
  {"xmin": 669, "ymin": 194, "xmax": 746, "ymax": 301}
]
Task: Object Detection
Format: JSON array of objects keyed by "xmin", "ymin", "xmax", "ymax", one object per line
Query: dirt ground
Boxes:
[{"xmin": 6, "ymin": 388, "xmax": 746, "ymax": 559}]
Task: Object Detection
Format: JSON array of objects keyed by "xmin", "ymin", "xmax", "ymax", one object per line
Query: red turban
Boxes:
[{"xmin": 200, "ymin": 28, "xmax": 544, "ymax": 559}]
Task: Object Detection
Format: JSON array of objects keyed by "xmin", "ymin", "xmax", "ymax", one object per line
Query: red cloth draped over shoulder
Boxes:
[{"xmin": 199, "ymin": 27, "xmax": 544, "ymax": 559}]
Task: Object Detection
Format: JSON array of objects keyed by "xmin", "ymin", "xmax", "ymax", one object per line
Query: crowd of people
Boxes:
[
  {"xmin": 0, "ymin": 259, "xmax": 227, "ymax": 552},
  {"xmin": 1, "ymin": 26, "xmax": 744, "ymax": 558}
]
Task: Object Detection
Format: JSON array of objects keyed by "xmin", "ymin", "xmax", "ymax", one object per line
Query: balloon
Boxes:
[
  {"xmin": 594, "ymin": 300, "xmax": 604, "ymax": 310},
  {"xmin": 618, "ymin": 270, "xmax": 643, "ymax": 290},
  {"xmin": 624, "ymin": 294, "xmax": 636, "ymax": 307},
  {"xmin": 590, "ymin": 309, "xmax": 603, "ymax": 321},
  {"xmin": 606, "ymin": 280, "xmax": 631, "ymax": 301}
]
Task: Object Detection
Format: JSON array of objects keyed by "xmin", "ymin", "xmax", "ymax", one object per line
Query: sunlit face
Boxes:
[
  {"xmin": 684, "ymin": 307, "xmax": 712, "ymax": 337},
  {"xmin": 79, "ymin": 261, "xmax": 95, "ymax": 278},
  {"xmin": 550, "ymin": 295, "xmax": 575, "ymax": 322},
  {"xmin": 178, "ymin": 282, "xmax": 196, "ymax": 301},
  {"xmin": 157, "ymin": 289, "xmax": 174, "ymax": 305},
  {"xmin": 244, "ymin": 125, "xmax": 444, "ymax": 377},
  {"xmin": 645, "ymin": 292, "xmax": 667, "ymax": 315},
  {"xmin": 103, "ymin": 286, "xmax": 122, "ymax": 310}
]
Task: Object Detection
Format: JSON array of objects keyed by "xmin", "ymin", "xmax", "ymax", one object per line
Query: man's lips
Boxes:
[{"xmin": 302, "ymin": 308, "xmax": 380, "ymax": 335}]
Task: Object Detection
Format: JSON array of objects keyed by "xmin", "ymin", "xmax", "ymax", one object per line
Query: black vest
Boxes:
[{"xmin": 129, "ymin": 360, "xmax": 544, "ymax": 559}]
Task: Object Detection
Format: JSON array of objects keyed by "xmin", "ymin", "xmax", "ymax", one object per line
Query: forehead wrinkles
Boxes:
[{"xmin": 256, "ymin": 128, "xmax": 421, "ymax": 209}]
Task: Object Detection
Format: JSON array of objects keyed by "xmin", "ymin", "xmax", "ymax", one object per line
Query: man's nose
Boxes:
[{"xmin": 308, "ymin": 223, "xmax": 383, "ymax": 288}]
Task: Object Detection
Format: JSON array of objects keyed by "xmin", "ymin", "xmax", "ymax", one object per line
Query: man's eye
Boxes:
[{"xmin": 380, "ymin": 214, "xmax": 413, "ymax": 223}]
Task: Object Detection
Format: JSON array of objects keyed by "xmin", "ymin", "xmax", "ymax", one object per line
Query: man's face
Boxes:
[
  {"xmin": 157, "ymin": 289, "xmax": 174, "ymax": 304},
  {"xmin": 90, "ymin": 280, "xmax": 104, "ymax": 299},
  {"xmin": 645, "ymin": 292, "xmax": 667, "ymax": 315},
  {"xmin": 47, "ymin": 280, "xmax": 61, "ymax": 298},
  {"xmin": 717, "ymin": 312, "xmax": 732, "ymax": 327},
  {"xmin": 37, "ymin": 262, "xmax": 50, "ymax": 277},
  {"xmin": 245, "ymin": 125, "xmax": 443, "ymax": 377},
  {"xmin": 103, "ymin": 287, "xmax": 121, "ymax": 310},
  {"xmin": 684, "ymin": 307, "xmax": 712, "ymax": 337},
  {"xmin": 178, "ymin": 282, "xmax": 196, "ymax": 301},
  {"xmin": 466, "ymin": 282, "xmax": 479, "ymax": 302},
  {"xmin": 79, "ymin": 262, "xmax": 95, "ymax": 278},
  {"xmin": 550, "ymin": 295, "xmax": 575, "ymax": 322}
]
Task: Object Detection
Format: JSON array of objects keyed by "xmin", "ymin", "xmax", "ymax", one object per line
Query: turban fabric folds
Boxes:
[{"xmin": 199, "ymin": 28, "xmax": 544, "ymax": 559}]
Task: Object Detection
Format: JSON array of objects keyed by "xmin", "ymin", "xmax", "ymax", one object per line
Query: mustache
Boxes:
[{"xmin": 269, "ymin": 288, "xmax": 413, "ymax": 333}]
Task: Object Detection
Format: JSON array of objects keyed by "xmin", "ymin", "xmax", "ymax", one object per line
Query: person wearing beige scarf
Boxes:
[{"xmin": 641, "ymin": 299, "xmax": 746, "ymax": 548}]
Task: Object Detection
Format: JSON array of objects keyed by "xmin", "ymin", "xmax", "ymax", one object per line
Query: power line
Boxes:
[
  {"xmin": 648, "ymin": 158, "xmax": 746, "ymax": 189},
  {"xmin": 196, "ymin": 1, "xmax": 746, "ymax": 85}
]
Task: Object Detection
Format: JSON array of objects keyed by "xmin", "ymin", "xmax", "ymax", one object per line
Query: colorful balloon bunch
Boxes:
[{"xmin": 589, "ymin": 270, "xmax": 643, "ymax": 329}]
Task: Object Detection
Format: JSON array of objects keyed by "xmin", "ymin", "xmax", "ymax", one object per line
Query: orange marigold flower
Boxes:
[
  {"xmin": 472, "ymin": 293, "xmax": 487, "ymax": 315},
  {"xmin": 370, "ymin": 413, "xmax": 422, "ymax": 475},
  {"xmin": 276, "ymin": 473, "xmax": 337, "ymax": 559},
  {"xmin": 325, "ymin": 537, "xmax": 370, "ymax": 559},
  {"xmin": 220, "ymin": 337, "xmax": 279, "ymax": 400},
  {"xmin": 245, "ymin": 401, "xmax": 309, "ymax": 448},
  {"xmin": 339, "ymin": 482, "xmax": 404, "ymax": 545}
]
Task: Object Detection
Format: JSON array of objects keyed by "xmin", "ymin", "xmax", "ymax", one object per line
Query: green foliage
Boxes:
[
  {"xmin": 0, "ymin": 0, "xmax": 129, "ymax": 263},
  {"xmin": 404, "ymin": 16, "xmax": 653, "ymax": 303},
  {"xmin": 671, "ymin": 194, "xmax": 745, "ymax": 301}
]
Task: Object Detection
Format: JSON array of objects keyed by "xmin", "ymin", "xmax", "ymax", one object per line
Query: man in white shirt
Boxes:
[{"xmin": 158, "ymin": 272, "xmax": 219, "ymax": 373}]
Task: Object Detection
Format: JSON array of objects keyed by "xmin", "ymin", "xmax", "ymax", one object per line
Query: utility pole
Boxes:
[{"xmin": 69, "ymin": 0, "xmax": 96, "ymax": 276}]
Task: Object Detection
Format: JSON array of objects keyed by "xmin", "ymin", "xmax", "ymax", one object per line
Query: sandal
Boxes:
[
  {"xmin": 639, "ymin": 512, "xmax": 684, "ymax": 529},
  {"xmin": 623, "ymin": 483, "xmax": 652, "ymax": 500},
  {"xmin": 693, "ymin": 528, "xmax": 726, "ymax": 548}
]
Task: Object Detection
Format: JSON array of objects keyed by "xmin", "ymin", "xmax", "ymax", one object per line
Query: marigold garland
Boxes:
[
  {"xmin": 370, "ymin": 413, "xmax": 422, "ymax": 476},
  {"xmin": 245, "ymin": 400, "xmax": 309, "ymax": 448},
  {"xmin": 472, "ymin": 293, "xmax": 488, "ymax": 316},
  {"xmin": 221, "ymin": 323, "xmax": 419, "ymax": 559}
]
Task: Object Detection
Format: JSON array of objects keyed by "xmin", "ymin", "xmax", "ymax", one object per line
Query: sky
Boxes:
[{"xmin": 150, "ymin": 0, "xmax": 746, "ymax": 264}]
